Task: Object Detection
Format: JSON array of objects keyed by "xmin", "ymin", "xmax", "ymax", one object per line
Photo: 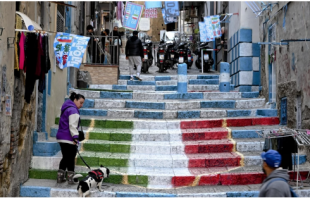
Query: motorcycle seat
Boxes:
[{"xmin": 199, "ymin": 43, "xmax": 209, "ymax": 47}]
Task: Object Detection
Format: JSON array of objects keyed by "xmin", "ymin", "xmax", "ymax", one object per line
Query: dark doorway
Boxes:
[{"xmin": 166, "ymin": 23, "xmax": 176, "ymax": 31}]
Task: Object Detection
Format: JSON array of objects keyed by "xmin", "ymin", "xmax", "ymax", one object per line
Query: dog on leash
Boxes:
[{"xmin": 73, "ymin": 165, "xmax": 110, "ymax": 197}]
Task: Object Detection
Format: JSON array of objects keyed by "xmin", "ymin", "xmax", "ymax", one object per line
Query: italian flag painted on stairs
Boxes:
[{"xmin": 30, "ymin": 116, "xmax": 309, "ymax": 188}]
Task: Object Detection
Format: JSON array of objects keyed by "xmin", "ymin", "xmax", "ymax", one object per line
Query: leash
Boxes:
[{"xmin": 76, "ymin": 145, "xmax": 91, "ymax": 170}]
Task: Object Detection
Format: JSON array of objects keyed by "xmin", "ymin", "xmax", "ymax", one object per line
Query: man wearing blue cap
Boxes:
[{"xmin": 259, "ymin": 149, "xmax": 292, "ymax": 197}]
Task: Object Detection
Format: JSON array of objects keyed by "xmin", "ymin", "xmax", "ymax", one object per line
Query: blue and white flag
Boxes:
[
  {"xmin": 203, "ymin": 15, "xmax": 222, "ymax": 41},
  {"xmin": 199, "ymin": 22, "xmax": 208, "ymax": 42},
  {"xmin": 54, "ymin": 33, "xmax": 90, "ymax": 69},
  {"xmin": 164, "ymin": 1, "xmax": 179, "ymax": 17},
  {"xmin": 123, "ymin": 2, "xmax": 144, "ymax": 30},
  {"xmin": 162, "ymin": 8, "xmax": 178, "ymax": 24},
  {"xmin": 145, "ymin": 1, "xmax": 162, "ymax": 9}
]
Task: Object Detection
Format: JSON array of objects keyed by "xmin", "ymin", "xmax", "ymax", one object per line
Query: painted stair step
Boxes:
[
  {"xmin": 78, "ymin": 109, "xmax": 273, "ymax": 119},
  {"xmin": 51, "ymin": 126, "xmax": 271, "ymax": 141},
  {"xmin": 180, "ymin": 117, "xmax": 280, "ymax": 129},
  {"xmin": 31, "ymin": 152, "xmax": 265, "ymax": 169},
  {"xmin": 54, "ymin": 117, "xmax": 280, "ymax": 130},
  {"xmin": 72, "ymin": 89, "xmax": 259, "ymax": 100},
  {"xmin": 189, "ymin": 79, "xmax": 219, "ymax": 85},
  {"xmin": 172, "ymin": 170, "xmax": 310, "ymax": 187},
  {"xmin": 87, "ymin": 99, "xmax": 266, "ymax": 110},
  {"xmin": 26, "ymin": 167, "xmax": 310, "ymax": 188},
  {"xmin": 80, "ymin": 139, "xmax": 265, "ymax": 154},
  {"xmin": 188, "ymin": 85, "xmax": 219, "ymax": 91}
]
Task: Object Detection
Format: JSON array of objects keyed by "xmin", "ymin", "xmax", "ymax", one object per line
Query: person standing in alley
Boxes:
[
  {"xmin": 110, "ymin": 26, "xmax": 122, "ymax": 64},
  {"xmin": 259, "ymin": 149, "xmax": 297, "ymax": 197},
  {"xmin": 125, "ymin": 31, "xmax": 144, "ymax": 81}
]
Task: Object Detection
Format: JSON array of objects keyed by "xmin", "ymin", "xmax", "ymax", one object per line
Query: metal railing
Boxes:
[{"xmin": 83, "ymin": 35, "xmax": 120, "ymax": 65}]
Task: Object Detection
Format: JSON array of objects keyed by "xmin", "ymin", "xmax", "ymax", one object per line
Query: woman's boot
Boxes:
[
  {"xmin": 57, "ymin": 169, "xmax": 66, "ymax": 183},
  {"xmin": 67, "ymin": 171, "xmax": 76, "ymax": 184}
]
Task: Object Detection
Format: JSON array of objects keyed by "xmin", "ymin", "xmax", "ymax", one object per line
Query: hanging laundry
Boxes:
[
  {"xmin": 39, "ymin": 35, "xmax": 51, "ymax": 93},
  {"xmin": 14, "ymin": 31, "xmax": 20, "ymax": 71},
  {"xmin": 117, "ymin": 1, "xmax": 124, "ymax": 25},
  {"xmin": 19, "ymin": 32, "xmax": 25, "ymax": 70},
  {"xmin": 24, "ymin": 33, "xmax": 38, "ymax": 103},
  {"xmin": 144, "ymin": 8, "xmax": 157, "ymax": 18},
  {"xmin": 35, "ymin": 34, "xmax": 43, "ymax": 78}
]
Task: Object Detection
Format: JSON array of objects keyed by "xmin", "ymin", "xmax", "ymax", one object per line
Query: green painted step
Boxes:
[
  {"xmin": 75, "ymin": 152, "xmax": 130, "ymax": 167},
  {"xmin": 82, "ymin": 140, "xmax": 131, "ymax": 153},
  {"xmin": 28, "ymin": 169, "xmax": 148, "ymax": 187},
  {"xmin": 87, "ymin": 129, "xmax": 132, "ymax": 141},
  {"xmin": 55, "ymin": 118, "xmax": 133, "ymax": 129}
]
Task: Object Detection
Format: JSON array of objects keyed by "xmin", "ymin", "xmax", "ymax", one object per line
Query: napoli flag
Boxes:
[{"xmin": 54, "ymin": 33, "xmax": 90, "ymax": 69}]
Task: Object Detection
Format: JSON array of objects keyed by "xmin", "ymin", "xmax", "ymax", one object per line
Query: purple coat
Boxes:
[{"xmin": 56, "ymin": 100, "xmax": 80, "ymax": 144}]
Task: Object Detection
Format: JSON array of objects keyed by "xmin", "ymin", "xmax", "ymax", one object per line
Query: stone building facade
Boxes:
[{"xmin": 259, "ymin": 2, "xmax": 310, "ymax": 129}]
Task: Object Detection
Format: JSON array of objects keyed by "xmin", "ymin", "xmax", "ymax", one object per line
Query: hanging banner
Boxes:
[
  {"xmin": 144, "ymin": 8, "xmax": 157, "ymax": 18},
  {"xmin": 164, "ymin": 1, "xmax": 180, "ymax": 17},
  {"xmin": 199, "ymin": 22, "xmax": 209, "ymax": 42},
  {"xmin": 203, "ymin": 15, "xmax": 222, "ymax": 41},
  {"xmin": 139, "ymin": 18, "xmax": 150, "ymax": 31},
  {"xmin": 123, "ymin": 2, "xmax": 144, "ymax": 31},
  {"xmin": 162, "ymin": 8, "xmax": 178, "ymax": 25},
  {"xmin": 145, "ymin": 1, "xmax": 162, "ymax": 9},
  {"xmin": 54, "ymin": 33, "xmax": 90, "ymax": 69}
]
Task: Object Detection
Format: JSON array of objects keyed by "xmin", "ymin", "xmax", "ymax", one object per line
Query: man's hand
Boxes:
[
  {"xmin": 142, "ymin": 58, "xmax": 145, "ymax": 62},
  {"xmin": 126, "ymin": 57, "xmax": 129, "ymax": 60}
]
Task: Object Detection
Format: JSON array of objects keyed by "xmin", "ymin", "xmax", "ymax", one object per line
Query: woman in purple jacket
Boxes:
[{"xmin": 56, "ymin": 92, "xmax": 85, "ymax": 184}]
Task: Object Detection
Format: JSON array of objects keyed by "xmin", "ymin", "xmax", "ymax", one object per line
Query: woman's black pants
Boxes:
[{"xmin": 58, "ymin": 143, "xmax": 77, "ymax": 172}]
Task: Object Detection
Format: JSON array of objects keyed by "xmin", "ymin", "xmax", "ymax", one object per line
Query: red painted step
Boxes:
[
  {"xmin": 180, "ymin": 117, "xmax": 280, "ymax": 129},
  {"xmin": 172, "ymin": 171, "xmax": 309, "ymax": 187},
  {"xmin": 182, "ymin": 128, "xmax": 229, "ymax": 141},
  {"xmin": 184, "ymin": 140, "xmax": 234, "ymax": 154},
  {"xmin": 187, "ymin": 152, "xmax": 241, "ymax": 168}
]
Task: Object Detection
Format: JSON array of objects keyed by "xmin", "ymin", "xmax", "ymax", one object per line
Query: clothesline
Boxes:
[{"xmin": 15, "ymin": 29, "xmax": 57, "ymax": 34}]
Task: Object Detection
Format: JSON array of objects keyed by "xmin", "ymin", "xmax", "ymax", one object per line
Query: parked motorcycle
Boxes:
[
  {"xmin": 165, "ymin": 41, "xmax": 177, "ymax": 70},
  {"xmin": 141, "ymin": 36, "xmax": 153, "ymax": 73},
  {"xmin": 156, "ymin": 40, "xmax": 168, "ymax": 73},
  {"xmin": 194, "ymin": 42, "xmax": 214, "ymax": 72}
]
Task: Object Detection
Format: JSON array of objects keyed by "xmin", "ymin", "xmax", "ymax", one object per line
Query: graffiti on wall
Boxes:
[{"xmin": 278, "ymin": 53, "xmax": 291, "ymax": 83}]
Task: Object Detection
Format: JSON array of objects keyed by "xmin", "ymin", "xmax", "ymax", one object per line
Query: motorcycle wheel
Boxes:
[
  {"xmin": 142, "ymin": 62, "xmax": 148, "ymax": 73},
  {"xmin": 160, "ymin": 64, "xmax": 164, "ymax": 73},
  {"xmin": 195, "ymin": 60, "xmax": 201, "ymax": 69}
]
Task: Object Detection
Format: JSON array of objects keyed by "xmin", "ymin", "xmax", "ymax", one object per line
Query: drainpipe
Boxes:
[
  {"xmin": 35, "ymin": 2, "xmax": 38, "ymax": 132},
  {"xmin": 212, "ymin": 1, "xmax": 216, "ymax": 71}
]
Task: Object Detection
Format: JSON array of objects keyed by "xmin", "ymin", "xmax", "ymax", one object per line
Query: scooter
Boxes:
[
  {"xmin": 194, "ymin": 42, "xmax": 214, "ymax": 72},
  {"xmin": 141, "ymin": 38, "xmax": 153, "ymax": 73},
  {"xmin": 156, "ymin": 40, "xmax": 168, "ymax": 73},
  {"xmin": 166, "ymin": 41, "xmax": 177, "ymax": 69}
]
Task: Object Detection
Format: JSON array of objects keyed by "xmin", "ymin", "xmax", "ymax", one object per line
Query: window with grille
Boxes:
[{"xmin": 57, "ymin": 10, "xmax": 65, "ymax": 32}]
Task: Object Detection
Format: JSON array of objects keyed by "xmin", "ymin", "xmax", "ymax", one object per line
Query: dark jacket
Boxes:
[
  {"xmin": 125, "ymin": 36, "xmax": 144, "ymax": 58},
  {"xmin": 259, "ymin": 169, "xmax": 291, "ymax": 197},
  {"xmin": 109, "ymin": 30, "xmax": 122, "ymax": 46}
]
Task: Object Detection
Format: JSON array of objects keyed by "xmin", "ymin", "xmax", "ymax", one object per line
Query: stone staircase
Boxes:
[{"xmin": 21, "ymin": 73, "xmax": 310, "ymax": 197}]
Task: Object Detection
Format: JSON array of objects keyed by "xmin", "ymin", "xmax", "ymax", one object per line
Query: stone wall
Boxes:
[
  {"xmin": 259, "ymin": 2, "xmax": 310, "ymax": 129},
  {"xmin": 0, "ymin": 2, "xmax": 37, "ymax": 196}
]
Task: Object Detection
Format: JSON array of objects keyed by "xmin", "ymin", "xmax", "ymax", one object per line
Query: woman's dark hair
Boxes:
[
  {"xmin": 104, "ymin": 29, "xmax": 110, "ymax": 35},
  {"xmin": 69, "ymin": 92, "xmax": 85, "ymax": 101},
  {"xmin": 87, "ymin": 25, "xmax": 94, "ymax": 31}
]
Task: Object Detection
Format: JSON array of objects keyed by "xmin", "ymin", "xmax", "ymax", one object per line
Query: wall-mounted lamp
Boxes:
[{"xmin": 7, "ymin": 37, "xmax": 15, "ymax": 49}]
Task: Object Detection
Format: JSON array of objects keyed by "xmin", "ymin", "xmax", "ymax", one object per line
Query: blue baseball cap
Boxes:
[{"xmin": 261, "ymin": 149, "xmax": 282, "ymax": 168}]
